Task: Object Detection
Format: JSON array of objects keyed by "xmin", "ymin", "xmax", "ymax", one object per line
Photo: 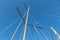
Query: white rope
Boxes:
[
  {"xmin": 19, "ymin": 24, "xmax": 24, "ymax": 40},
  {"xmin": 47, "ymin": 7, "xmax": 60, "ymax": 12},
  {"xmin": 37, "ymin": 30, "xmax": 48, "ymax": 40},
  {"xmin": 27, "ymin": 27, "xmax": 33, "ymax": 40},
  {"xmin": 46, "ymin": 14, "xmax": 60, "ymax": 19},
  {"xmin": 36, "ymin": 30, "xmax": 43, "ymax": 40},
  {"xmin": 35, "ymin": 30, "xmax": 37, "ymax": 40},
  {"xmin": 0, "ymin": 17, "xmax": 20, "ymax": 35},
  {"xmin": 37, "ymin": 30, "xmax": 44, "ymax": 40}
]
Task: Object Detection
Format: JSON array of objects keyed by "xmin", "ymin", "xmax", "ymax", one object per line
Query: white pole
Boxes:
[{"xmin": 22, "ymin": 6, "xmax": 30, "ymax": 40}]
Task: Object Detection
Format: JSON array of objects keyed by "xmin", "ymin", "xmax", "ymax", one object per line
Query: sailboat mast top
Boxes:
[{"xmin": 22, "ymin": 6, "xmax": 30, "ymax": 40}]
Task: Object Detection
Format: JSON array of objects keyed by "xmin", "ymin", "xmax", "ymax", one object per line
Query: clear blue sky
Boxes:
[{"xmin": 0, "ymin": 0, "xmax": 60, "ymax": 40}]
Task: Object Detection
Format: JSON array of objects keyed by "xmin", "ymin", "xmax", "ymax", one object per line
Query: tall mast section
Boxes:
[{"xmin": 22, "ymin": 6, "xmax": 30, "ymax": 40}]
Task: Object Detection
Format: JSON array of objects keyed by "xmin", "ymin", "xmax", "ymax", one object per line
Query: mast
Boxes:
[{"xmin": 22, "ymin": 6, "xmax": 30, "ymax": 40}]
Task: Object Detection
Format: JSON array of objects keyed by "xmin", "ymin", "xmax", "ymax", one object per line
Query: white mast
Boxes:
[
  {"xmin": 51, "ymin": 26, "xmax": 60, "ymax": 40},
  {"xmin": 22, "ymin": 6, "xmax": 30, "ymax": 40}
]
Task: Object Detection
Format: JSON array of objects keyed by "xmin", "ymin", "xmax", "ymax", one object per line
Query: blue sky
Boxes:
[{"xmin": 0, "ymin": 0, "xmax": 60, "ymax": 40}]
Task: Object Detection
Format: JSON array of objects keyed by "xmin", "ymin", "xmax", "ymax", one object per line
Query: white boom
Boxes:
[
  {"xmin": 22, "ymin": 6, "xmax": 30, "ymax": 40},
  {"xmin": 51, "ymin": 27, "xmax": 60, "ymax": 40}
]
